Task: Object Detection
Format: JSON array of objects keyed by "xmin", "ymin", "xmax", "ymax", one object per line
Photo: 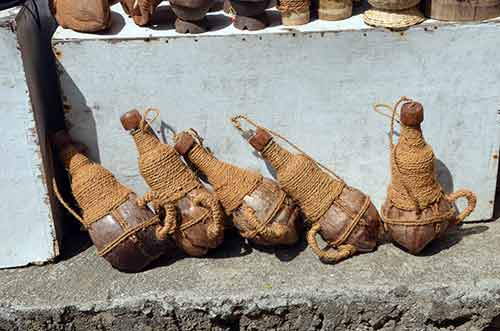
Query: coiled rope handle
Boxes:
[
  {"xmin": 137, "ymin": 191, "xmax": 177, "ymax": 240},
  {"xmin": 306, "ymin": 223, "xmax": 357, "ymax": 263},
  {"xmin": 230, "ymin": 115, "xmax": 345, "ymax": 182},
  {"xmin": 446, "ymin": 189, "xmax": 477, "ymax": 224},
  {"xmin": 192, "ymin": 190, "xmax": 225, "ymax": 242}
]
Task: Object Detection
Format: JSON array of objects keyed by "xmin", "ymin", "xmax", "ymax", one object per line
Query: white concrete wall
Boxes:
[
  {"xmin": 53, "ymin": 7, "xmax": 499, "ymax": 221},
  {"xmin": 0, "ymin": 8, "xmax": 57, "ymax": 268}
]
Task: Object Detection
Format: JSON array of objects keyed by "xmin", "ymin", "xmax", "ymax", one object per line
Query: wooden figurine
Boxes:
[
  {"xmin": 375, "ymin": 98, "xmax": 477, "ymax": 254},
  {"xmin": 121, "ymin": 0, "xmax": 162, "ymax": 26},
  {"xmin": 50, "ymin": 0, "xmax": 112, "ymax": 32},
  {"xmin": 121, "ymin": 109, "xmax": 225, "ymax": 257},
  {"xmin": 52, "ymin": 131, "xmax": 174, "ymax": 272},
  {"xmin": 231, "ymin": 116, "xmax": 383, "ymax": 263},
  {"xmin": 175, "ymin": 129, "xmax": 302, "ymax": 246}
]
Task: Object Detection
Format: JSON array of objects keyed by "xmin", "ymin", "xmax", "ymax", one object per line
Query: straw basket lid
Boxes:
[
  {"xmin": 368, "ymin": 0, "xmax": 420, "ymax": 11},
  {"xmin": 363, "ymin": 6, "xmax": 425, "ymax": 29}
]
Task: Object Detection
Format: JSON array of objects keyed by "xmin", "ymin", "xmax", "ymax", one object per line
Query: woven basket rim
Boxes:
[
  {"xmin": 363, "ymin": 7, "xmax": 425, "ymax": 28},
  {"xmin": 368, "ymin": 0, "xmax": 420, "ymax": 10}
]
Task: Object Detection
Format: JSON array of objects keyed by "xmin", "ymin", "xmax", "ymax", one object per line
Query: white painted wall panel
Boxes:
[
  {"xmin": 53, "ymin": 7, "xmax": 499, "ymax": 221},
  {"xmin": 0, "ymin": 9, "xmax": 57, "ymax": 268}
]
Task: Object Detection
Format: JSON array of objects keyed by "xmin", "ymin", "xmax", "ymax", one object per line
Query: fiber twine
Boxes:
[
  {"xmin": 373, "ymin": 97, "xmax": 477, "ymax": 225},
  {"xmin": 58, "ymin": 145, "xmax": 131, "ymax": 227},
  {"xmin": 181, "ymin": 129, "xmax": 288, "ymax": 241},
  {"xmin": 231, "ymin": 115, "xmax": 371, "ymax": 263},
  {"xmin": 132, "ymin": 109, "xmax": 223, "ymax": 241}
]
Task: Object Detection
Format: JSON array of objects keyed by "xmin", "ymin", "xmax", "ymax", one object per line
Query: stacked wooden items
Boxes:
[
  {"xmin": 49, "ymin": 0, "xmax": 500, "ymax": 33},
  {"xmin": 52, "ymin": 98, "xmax": 477, "ymax": 272}
]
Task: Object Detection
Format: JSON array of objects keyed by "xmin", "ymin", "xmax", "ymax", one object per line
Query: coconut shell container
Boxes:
[
  {"xmin": 52, "ymin": 131, "xmax": 175, "ymax": 272},
  {"xmin": 175, "ymin": 129, "xmax": 302, "ymax": 247},
  {"xmin": 121, "ymin": 109, "xmax": 225, "ymax": 257},
  {"xmin": 375, "ymin": 97, "xmax": 477, "ymax": 254},
  {"xmin": 231, "ymin": 116, "xmax": 383, "ymax": 263}
]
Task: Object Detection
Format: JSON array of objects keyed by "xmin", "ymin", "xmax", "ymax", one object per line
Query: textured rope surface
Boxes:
[
  {"xmin": 59, "ymin": 145, "xmax": 131, "ymax": 227},
  {"xmin": 307, "ymin": 223, "xmax": 357, "ymax": 263},
  {"xmin": 261, "ymin": 141, "xmax": 345, "ymax": 223},
  {"xmin": 375, "ymin": 98, "xmax": 477, "ymax": 225},
  {"xmin": 132, "ymin": 123, "xmax": 201, "ymax": 206},
  {"xmin": 186, "ymin": 142, "xmax": 262, "ymax": 213},
  {"xmin": 131, "ymin": 110, "xmax": 224, "ymax": 241}
]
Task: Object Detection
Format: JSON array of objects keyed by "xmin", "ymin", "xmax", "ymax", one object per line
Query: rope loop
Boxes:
[
  {"xmin": 306, "ymin": 223, "xmax": 357, "ymax": 263},
  {"xmin": 446, "ymin": 189, "xmax": 477, "ymax": 224},
  {"xmin": 139, "ymin": 108, "xmax": 160, "ymax": 132},
  {"xmin": 230, "ymin": 115, "xmax": 344, "ymax": 182},
  {"xmin": 52, "ymin": 177, "xmax": 85, "ymax": 225}
]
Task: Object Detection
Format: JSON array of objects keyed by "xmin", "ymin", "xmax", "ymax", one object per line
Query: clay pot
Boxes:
[
  {"xmin": 243, "ymin": 127, "xmax": 383, "ymax": 263},
  {"xmin": 50, "ymin": 0, "xmax": 112, "ymax": 32},
  {"xmin": 121, "ymin": 110, "xmax": 225, "ymax": 257},
  {"xmin": 175, "ymin": 131, "xmax": 302, "ymax": 246},
  {"xmin": 170, "ymin": 0, "xmax": 214, "ymax": 33},
  {"xmin": 229, "ymin": 0, "xmax": 270, "ymax": 30},
  {"xmin": 381, "ymin": 101, "xmax": 477, "ymax": 254},
  {"xmin": 121, "ymin": 0, "xmax": 162, "ymax": 26},
  {"xmin": 52, "ymin": 131, "xmax": 174, "ymax": 272}
]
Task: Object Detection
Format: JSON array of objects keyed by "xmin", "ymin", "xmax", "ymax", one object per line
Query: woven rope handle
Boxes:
[
  {"xmin": 156, "ymin": 203, "xmax": 177, "ymax": 240},
  {"xmin": 446, "ymin": 189, "xmax": 477, "ymax": 224},
  {"xmin": 193, "ymin": 191, "xmax": 225, "ymax": 242},
  {"xmin": 372, "ymin": 96, "xmax": 410, "ymax": 149},
  {"xmin": 52, "ymin": 178, "xmax": 85, "ymax": 224},
  {"xmin": 306, "ymin": 223, "xmax": 357, "ymax": 263},
  {"xmin": 230, "ymin": 115, "xmax": 344, "ymax": 182}
]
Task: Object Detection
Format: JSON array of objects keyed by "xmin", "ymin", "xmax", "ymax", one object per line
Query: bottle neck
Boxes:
[
  {"xmin": 260, "ymin": 140, "xmax": 293, "ymax": 172},
  {"xmin": 59, "ymin": 145, "xmax": 92, "ymax": 175},
  {"xmin": 187, "ymin": 143, "xmax": 262, "ymax": 213}
]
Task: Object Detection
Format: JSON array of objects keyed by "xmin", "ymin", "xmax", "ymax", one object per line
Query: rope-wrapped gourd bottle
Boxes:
[
  {"xmin": 377, "ymin": 98, "xmax": 477, "ymax": 254},
  {"xmin": 174, "ymin": 129, "xmax": 301, "ymax": 246},
  {"xmin": 121, "ymin": 110, "xmax": 225, "ymax": 257},
  {"xmin": 231, "ymin": 117, "xmax": 382, "ymax": 263},
  {"xmin": 52, "ymin": 131, "xmax": 174, "ymax": 272}
]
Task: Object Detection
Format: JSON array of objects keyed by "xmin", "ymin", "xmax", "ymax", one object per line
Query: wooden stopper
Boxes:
[
  {"xmin": 174, "ymin": 132, "xmax": 196, "ymax": 156},
  {"xmin": 249, "ymin": 128, "xmax": 272, "ymax": 151},
  {"xmin": 120, "ymin": 110, "xmax": 142, "ymax": 131},
  {"xmin": 400, "ymin": 101, "xmax": 424, "ymax": 127}
]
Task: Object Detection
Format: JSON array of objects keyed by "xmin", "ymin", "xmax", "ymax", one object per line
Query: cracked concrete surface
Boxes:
[{"xmin": 0, "ymin": 220, "xmax": 499, "ymax": 330}]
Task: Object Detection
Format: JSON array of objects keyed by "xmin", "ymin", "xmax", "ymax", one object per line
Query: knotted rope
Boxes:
[
  {"xmin": 374, "ymin": 97, "xmax": 477, "ymax": 225},
  {"xmin": 231, "ymin": 115, "xmax": 371, "ymax": 262},
  {"xmin": 179, "ymin": 129, "xmax": 288, "ymax": 241},
  {"xmin": 132, "ymin": 109, "xmax": 223, "ymax": 241}
]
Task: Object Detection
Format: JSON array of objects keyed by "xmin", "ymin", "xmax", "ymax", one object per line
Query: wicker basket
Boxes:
[{"xmin": 363, "ymin": 6, "xmax": 425, "ymax": 29}]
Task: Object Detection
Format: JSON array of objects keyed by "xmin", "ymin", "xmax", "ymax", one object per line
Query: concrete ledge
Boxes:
[{"xmin": 1, "ymin": 220, "xmax": 499, "ymax": 330}]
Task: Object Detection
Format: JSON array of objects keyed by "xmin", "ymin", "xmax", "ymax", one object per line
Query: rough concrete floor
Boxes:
[{"xmin": 1, "ymin": 219, "xmax": 499, "ymax": 331}]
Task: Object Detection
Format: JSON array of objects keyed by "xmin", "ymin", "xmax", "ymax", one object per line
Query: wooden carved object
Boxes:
[
  {"xmin": 50, "ymin": 0, "xmax": 112, "ymax": 32},
  {"xmin": 169, "ymin": 0, "xmax": 214, "ymax": 33},
  {"xmin": 121, "ymin": 109, "xmax": 225, "ymax": 257},
  {"xmin": 121, "ymin": 0, "xmax": 162, "ymax": 26},
  {"xmin": 423, "ymin": 0, "xmax": 500, "ymax": 21},
  {"xmin": 231, "ymin": 116, "xmax": 383, "ymax": 263},
  {"xmin": 376, "ymin": 98, "xmax": 477, "ymax": 254},
  {"xmin": 175, "ymin": 130, "xmax": 302, "ymax": 246},
  {"xmin": 52, "ymin": 131, "xmax": 174, "ymax": 272},
  {"xmin": 229, "ymin": 0, "xmax": 270, "ymax": 30}
]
